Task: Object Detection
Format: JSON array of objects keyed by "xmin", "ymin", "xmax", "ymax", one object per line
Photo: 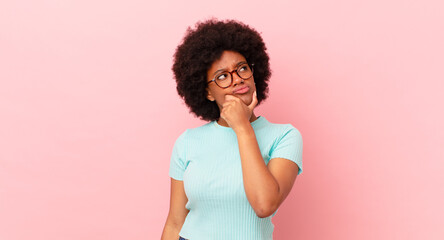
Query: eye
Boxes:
[
  {"xmin": 238, "ymin": 64, "xmax": 249, "ymax": 72},
  {"xmin": 217, "ymin": 73, "xmax": 228, "ymax": 81}
]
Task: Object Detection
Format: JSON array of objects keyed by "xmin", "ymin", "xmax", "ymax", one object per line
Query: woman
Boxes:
[{"xmin": 161, "ymin": 19, "xmax": 303, "ymax": 240}]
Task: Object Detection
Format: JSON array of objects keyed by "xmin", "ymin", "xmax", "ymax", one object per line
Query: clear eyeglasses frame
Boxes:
[{"xmin": 207, "ymin": 63, "xmax": 254, "ymax": 89}]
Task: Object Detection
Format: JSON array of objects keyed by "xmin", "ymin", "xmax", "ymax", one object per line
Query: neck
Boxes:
[{"xmin": 217, "ymin": 112, "xmax": 258, "ymax": 127}]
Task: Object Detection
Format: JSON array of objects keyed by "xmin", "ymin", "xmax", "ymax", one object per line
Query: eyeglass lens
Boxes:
[{"xmin": 215, "ymin": 64, "xmax": 253, "ymax": 88}]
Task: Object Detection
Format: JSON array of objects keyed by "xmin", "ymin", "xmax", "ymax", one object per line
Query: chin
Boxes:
[{"xmin": 239, "ymin": 94, "xmax": 252, "ymax": 104}]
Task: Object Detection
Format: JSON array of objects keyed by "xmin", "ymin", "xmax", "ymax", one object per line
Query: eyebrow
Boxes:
[{"xmin": 213, "ymin": 61, "xmax": 248, "ymax": 76}]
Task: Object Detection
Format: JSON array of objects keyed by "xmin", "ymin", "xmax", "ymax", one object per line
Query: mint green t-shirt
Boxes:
[{"xmin": 169, "ymin": 116, "xmax": 303, "ymax": 240}]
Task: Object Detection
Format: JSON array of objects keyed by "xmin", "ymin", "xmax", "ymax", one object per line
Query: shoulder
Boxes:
[
  {"xmin": 259, "ymin": 117, "xmax": 302, "ymax": 139},
  {"xmin": 184, "ymin": 121, "xmax": 214, "ymax": 136},
  {"xmin": 173, "ymin": 121, "xmax": 215, "ymax": 142}
]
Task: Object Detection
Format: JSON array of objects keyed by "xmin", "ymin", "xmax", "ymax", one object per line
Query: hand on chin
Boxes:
[{"xmin": 220, "ymin": 90, "xmax": 258, "ymax": 131}]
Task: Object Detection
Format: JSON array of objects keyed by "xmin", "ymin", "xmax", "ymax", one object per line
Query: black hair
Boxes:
[{"xmin": 172, "ymin": 18, "xmax": 271, "ymax": 121}]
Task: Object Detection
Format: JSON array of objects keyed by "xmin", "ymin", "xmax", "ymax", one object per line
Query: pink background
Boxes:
[{"xmin": 1, "ymin": 0, "xmax": 443, "ymax": 239}]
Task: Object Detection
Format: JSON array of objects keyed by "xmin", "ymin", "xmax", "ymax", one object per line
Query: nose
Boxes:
[{"xmin": 232, "ymin": 72, "xmax": 244, "ymax": 86}]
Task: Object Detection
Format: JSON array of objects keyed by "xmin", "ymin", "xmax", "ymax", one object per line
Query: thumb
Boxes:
[{"xmin": 248, "ymin": 90, "xmax": 258, "ymax": 111}]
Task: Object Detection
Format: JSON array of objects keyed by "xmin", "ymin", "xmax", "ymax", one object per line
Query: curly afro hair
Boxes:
[{"xmin": 172, "ymin": 18, "xmax": 271, "ymax": 122}]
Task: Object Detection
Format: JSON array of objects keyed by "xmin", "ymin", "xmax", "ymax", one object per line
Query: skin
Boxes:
[
  {"xmin": 161, "ymin": 179, "xmax": 189, "ymax": 239},
  {"xmin": 162, "ymin": 50, "xmax": 299, "ymax": 239}
]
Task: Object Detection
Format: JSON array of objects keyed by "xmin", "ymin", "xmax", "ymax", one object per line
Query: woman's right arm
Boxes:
[{"xmin": 161, "ymin": 178, "xmax": 189, "ymax": 240}]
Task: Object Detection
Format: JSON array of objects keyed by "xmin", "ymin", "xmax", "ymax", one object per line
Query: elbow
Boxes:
[
  {"xmin": 252, "ymin": 188, "xmax": 281, "ymax": 218},
  {"xmin": 254, "ymin": 203, "xmax": 277, "ymax": 218}
]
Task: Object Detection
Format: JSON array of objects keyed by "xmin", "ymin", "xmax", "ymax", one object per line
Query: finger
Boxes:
[
  {"xmin": 222, "ymin": 100, "xmax": 235, "ymax": 107},
  {"xmin": 225, "ymin": 94, "xmax": 239, "ymax": 102},
  {"xmin": 248, "ymin": 90, "xmax": 258, "ymax": 110},
  {"xmin": 224, "ymin": 95, "xmax": 235, "ymax": 104}
]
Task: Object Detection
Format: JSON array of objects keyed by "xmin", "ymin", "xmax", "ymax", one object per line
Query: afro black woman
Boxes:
[{"xmin": 161, "ymin": 19, "xmax": 303, "ymax": 240}]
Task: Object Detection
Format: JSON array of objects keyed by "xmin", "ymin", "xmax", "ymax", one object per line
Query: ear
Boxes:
[{"xmin": 206, "ymin": 87, "xmax": 215, "ymax": 101}]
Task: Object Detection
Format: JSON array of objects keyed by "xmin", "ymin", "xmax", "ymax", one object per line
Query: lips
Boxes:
[{"xmin": 233, "ymin": 86, "xmax": 249, "ymax": 94}]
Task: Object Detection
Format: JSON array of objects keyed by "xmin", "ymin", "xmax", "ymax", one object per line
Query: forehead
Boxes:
[{"xmin": 208, "ymin": 51, "xmax": 247, "ymax": 72}]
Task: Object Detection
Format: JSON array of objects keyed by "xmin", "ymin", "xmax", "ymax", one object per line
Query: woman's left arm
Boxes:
[
  {"xmin": 236, "ymin": 126, "xmax": 299, "ymax": 218},
  {"xmin": 220, "ymin": 92, "xmax": 299, "ymax": 218}
]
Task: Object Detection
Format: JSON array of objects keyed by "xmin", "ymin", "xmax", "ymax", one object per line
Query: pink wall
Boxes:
[{"xmin": 1, "ymin": 0, "xmax": 443, "ymax": 239}]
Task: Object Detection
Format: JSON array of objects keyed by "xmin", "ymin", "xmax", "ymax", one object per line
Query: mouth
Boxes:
[{"xmin": 233, "ymin": 86, "xmax": 250, "ymax": 94}]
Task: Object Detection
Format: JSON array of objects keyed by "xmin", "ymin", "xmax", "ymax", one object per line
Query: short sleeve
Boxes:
[
  {"xmin": 269, "ymin": 126, "xmax": 303, "ymax": 175},
  {"xmin": 168, "ymin": 129, "xmax": 188, "ymax": 181}
]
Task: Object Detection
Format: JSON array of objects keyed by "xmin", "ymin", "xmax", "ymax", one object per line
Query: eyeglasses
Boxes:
[{"xmin": 207, "ymin": 63, "xmax": 254, "ymax": 89}]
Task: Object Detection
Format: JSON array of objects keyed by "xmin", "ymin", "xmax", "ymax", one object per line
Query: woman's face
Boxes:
[{"xmin": 206, "ymin": 50, "xmax": 256, "ymax": 110}]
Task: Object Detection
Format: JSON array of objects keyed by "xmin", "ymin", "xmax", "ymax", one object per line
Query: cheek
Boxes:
[
  {"xmin": 213, "ymin": 91, "xmax": 230, "ymax": 105},
  {"xmin": 216, "ymin": 94, "xmax": 227, "ymax": 104}
]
